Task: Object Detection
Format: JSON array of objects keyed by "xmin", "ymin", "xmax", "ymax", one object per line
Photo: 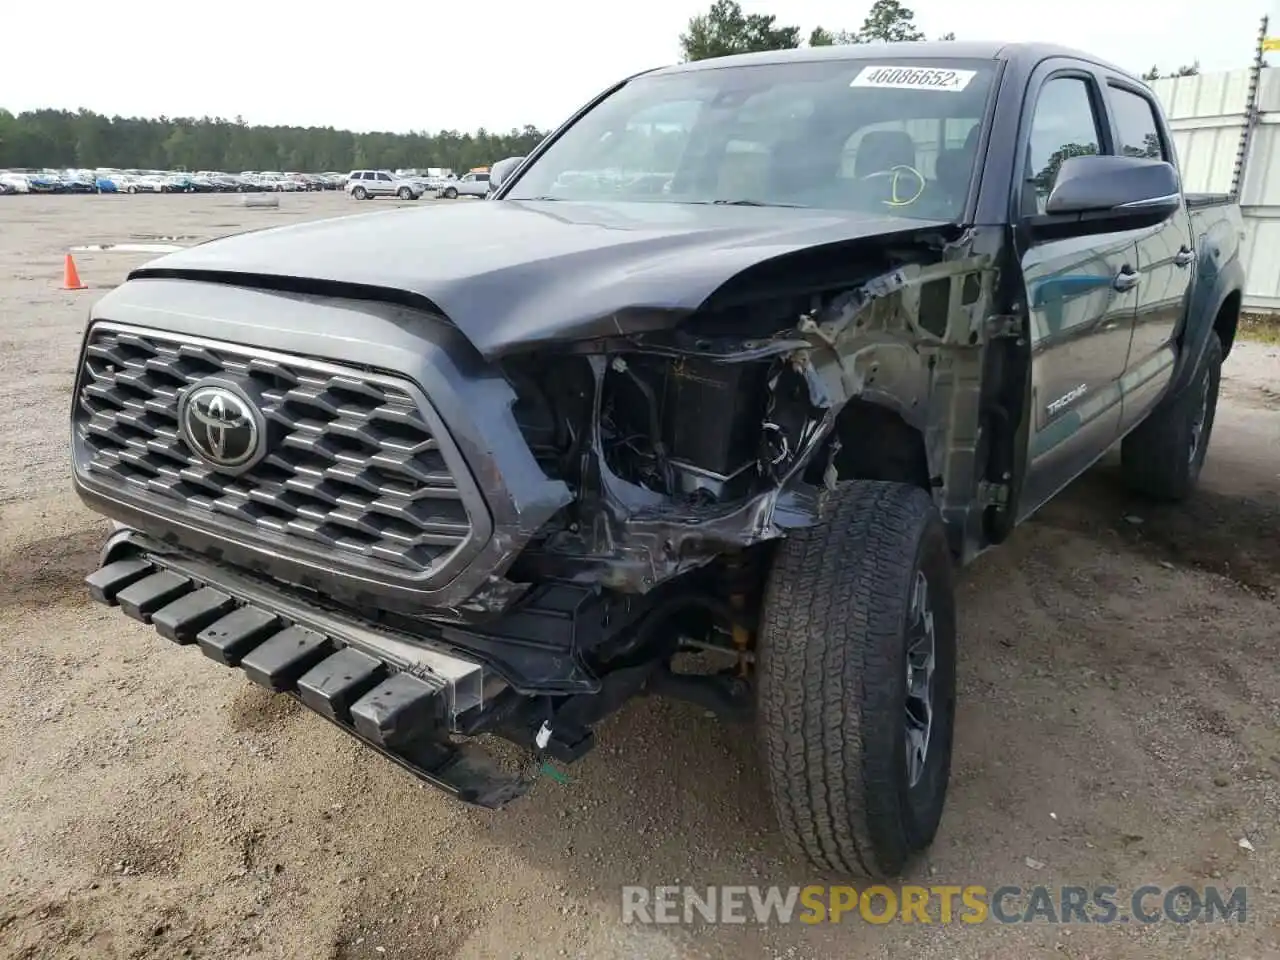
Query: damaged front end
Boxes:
[
  {"xmin": 501, "ymin": 225, "xmax": 998, "ymax": 597},
  {"xmin": 74, "ymin": 221, "xmax": 1006, "ymax": 804}
]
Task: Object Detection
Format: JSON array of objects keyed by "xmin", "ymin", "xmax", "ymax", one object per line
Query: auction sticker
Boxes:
[{"xmin": 850, "ymin": 65, "xmax": 977, "ymax": 92}]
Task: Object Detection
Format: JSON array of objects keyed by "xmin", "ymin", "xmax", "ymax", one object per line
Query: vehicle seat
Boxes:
[
  {"xmin": 853, "ymin": 130, "xmax": 918, "ymax": 178},
  {"xmin": 935, "ymin": 124, "xmax": 980, "ymax": 203}
]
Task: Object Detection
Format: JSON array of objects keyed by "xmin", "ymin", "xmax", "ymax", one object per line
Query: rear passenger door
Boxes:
[
  {"xmin": 1014, "ymin": 70, "xmax": 1138, "ymax": 520},
  {"xmin": 1104, "ymin": 80, "xmax": 1195, "ymax": 434}
]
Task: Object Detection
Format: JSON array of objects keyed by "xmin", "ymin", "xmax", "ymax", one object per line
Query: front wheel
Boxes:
[
  {"xmin": 757, "ymin": 480, "xmax": 957, "ymax": 878},
  {"xmin": 442, "ymin": 186, "xmax": 458, "ymax": 199},
  {"xmin": 398, "ymin": 186, "xmax": 412, "ymax": 200}
]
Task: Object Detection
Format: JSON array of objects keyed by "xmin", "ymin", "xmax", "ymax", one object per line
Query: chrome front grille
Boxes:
[{"xmin": 74, "ymin": 325, "xmax": 477, "ymax": 577}]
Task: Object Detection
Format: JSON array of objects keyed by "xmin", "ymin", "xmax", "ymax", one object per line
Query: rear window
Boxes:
[{"xmin": 1108, "ymin": 85, "xmax": 1166, "ymax": 161}]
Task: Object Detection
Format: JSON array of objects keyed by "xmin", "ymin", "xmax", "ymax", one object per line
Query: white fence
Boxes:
[{"xmin": 1151, "ymin": 67, "xmax": 1280, "ymax": 313}]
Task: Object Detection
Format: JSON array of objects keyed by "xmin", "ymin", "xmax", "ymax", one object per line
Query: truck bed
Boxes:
[{"xmin": 1185, "ymin": 192, "xmax": 1234, "ymax": 209}]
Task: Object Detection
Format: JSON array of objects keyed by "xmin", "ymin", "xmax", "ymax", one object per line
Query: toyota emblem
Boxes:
[{"xmin": 179, "ymin": 383, "xmax": 263, "ymax": 470}]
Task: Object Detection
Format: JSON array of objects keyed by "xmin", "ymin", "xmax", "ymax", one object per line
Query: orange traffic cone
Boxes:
[{"xmin": 62, "ymin": 253, "xmax": 87, "ymax": 290}]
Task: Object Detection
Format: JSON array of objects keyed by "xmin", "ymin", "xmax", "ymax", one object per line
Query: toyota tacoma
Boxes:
[{"xmin": 73, "ymin": 41, "xmax": 1245, "ymax": 878}]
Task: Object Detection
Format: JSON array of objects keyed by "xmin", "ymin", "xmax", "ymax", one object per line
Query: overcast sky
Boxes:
[{"xmin": 1, "ymin": 0, "xmax": 1273, "ymax": 133}]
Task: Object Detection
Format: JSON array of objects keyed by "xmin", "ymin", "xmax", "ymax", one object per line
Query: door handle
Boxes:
[
  {"xmin": 1173, "ymin": 246, "xmax": 1195, "ymax": 268},
  {"xmin": 1113, "ymin": 267, "xmax": 1140, "ymax": 292}
]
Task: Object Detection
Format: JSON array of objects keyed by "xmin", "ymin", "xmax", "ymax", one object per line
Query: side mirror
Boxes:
[
  {"xmin": 488, "ymin": 156, "xmax": 525, "ymax": 194},
  {"xmin": 1042, "ymin": 154, "xmax": 1180, "ymax": 227}
]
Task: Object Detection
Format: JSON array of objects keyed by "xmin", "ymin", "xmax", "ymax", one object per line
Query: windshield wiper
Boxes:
[{"xmin": 709, "ymin": 198, "xmax": 805, "ymax": 208}]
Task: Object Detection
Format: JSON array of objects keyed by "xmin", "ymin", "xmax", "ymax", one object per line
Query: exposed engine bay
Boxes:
[
  {"xmin": 495, "ymin": 236, "xmax": 998, "ymax": 599},
  {"xmin": 508, "ymin": 345, "xmax": 818, "ymax": 507}
]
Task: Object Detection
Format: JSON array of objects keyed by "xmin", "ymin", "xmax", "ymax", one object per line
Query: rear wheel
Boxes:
[
  {"xmin": 1121, "ymin": 332, "xmax": 1223, "ymax": 502},
  {"xmin": 757, "ymin": 480, "xmax": 957, "ymax": 878},
  {"xmin": 352, "ymin": 186, "xmax": 368, "ymax": 200}
]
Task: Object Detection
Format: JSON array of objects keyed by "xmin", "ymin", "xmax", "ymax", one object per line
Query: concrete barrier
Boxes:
[{"xmin": 242, "ymin": 193, "xmax": 280, "ymax": 209}]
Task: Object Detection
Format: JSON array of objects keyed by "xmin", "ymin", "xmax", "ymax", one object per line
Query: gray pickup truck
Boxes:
[{"xmin": 74, "ymin": 41, "xmax": 1244, "ymax": 878}]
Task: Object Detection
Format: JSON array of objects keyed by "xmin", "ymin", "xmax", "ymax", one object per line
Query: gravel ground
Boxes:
[{"xmin": 1, "ymin": 192, "xmax": 1278, "ymax": 960}]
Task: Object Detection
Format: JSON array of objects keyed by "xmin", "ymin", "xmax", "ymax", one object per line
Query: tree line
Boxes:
[
  {"xmin": 0, "ymin": 1, "xmax": 1206, "ymax": 171},
  {"xmin": 679, "ymin": 0, "xmax": 949, "ymax": 61},
  {"xmin": 679, "ymin": 0, "xmax": 1200, "ymax": 80},
  {"xmin": 0, "ymin": 109, "xmax": 548, "ymax": 173}
]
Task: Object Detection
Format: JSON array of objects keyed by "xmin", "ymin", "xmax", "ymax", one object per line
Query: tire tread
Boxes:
[{"xmin": 758, "ymin": 480, "xmax": 948, "ymax": 877}]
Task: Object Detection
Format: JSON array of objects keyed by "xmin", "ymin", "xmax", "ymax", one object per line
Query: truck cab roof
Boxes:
[{"xmin": 652, "ymin": 40, "xmax": 1137, "ymax": 83}]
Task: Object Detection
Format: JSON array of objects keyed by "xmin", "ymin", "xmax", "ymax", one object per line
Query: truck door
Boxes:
[
  {"xmin": 1014, "ymin": 72, "xmax": 1137, "ymax": 520},
  {"xmin": 1103, "ymin": 80, "xmax": 1194, "ymax": 434}
]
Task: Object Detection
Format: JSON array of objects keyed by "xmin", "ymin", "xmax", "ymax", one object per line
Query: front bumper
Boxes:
[{"xmin": 87, "ymin": 533, "xmax": 535, "ymax": 808}]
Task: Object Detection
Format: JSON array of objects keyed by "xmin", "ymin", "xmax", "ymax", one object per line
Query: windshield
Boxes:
[{"xmin": 506, "ymin": 57, "xmax": 997, "ymax": 221}]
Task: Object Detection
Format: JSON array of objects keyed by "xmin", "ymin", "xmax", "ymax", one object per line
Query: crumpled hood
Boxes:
[{"xmin": 130, "ymin": 199, "xmax": 948, "ymax": 358}]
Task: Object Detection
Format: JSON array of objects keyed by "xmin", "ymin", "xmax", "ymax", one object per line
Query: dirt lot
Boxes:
[{"xmin": 1, "ymin": 193, "xmax": 1278, "ymax": 960}]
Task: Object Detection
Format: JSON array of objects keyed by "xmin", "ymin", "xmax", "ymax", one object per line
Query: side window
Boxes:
[
  {"xmin": 477, "ymin": 174, "xmax": 489, "ymax": 183},
  {"xmin": 377, "ymin": 172, "xmax": 392, "ymax": 182},
  {"xmin": 1025, "ymin": 77, "xmax": 1102, "ymax": 214},
  {"xmin": 1108, "ymin": 85, "xmax": 1166, "ymax": 160}
]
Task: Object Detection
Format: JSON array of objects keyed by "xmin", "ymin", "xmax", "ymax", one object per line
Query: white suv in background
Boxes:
[
  {"xmin": 438, "ymin": 172, "xmax": 490, "ymax": 199},
  {"xmin": 345, "ymin": 170, "xmax": 424, "ymax": 200}
]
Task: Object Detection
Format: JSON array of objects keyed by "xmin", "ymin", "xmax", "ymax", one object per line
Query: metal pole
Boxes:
[{"xmin": 1230, "ymin": 15, "xmax": 1268, "ymax": 200}]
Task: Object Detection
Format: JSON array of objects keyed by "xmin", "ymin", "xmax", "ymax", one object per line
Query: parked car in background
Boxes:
[
  {"xmin": 0, "ymin": 166, "xmax": 446, "ymax": 200},
  {"xmin": 261, "ymin": 172, "xmax": 305, "ymax": 192},
  {"xmin": 25, "ymin": 173, "xmax": 61, "ymax": 193},
  {"xmin": 346, "ymin": 169, "xmax": 424, "ymax": 200},
  {"xmin": 61, "ymin": 173, "xmax": 98, "ymax": 194},
  {"xmin": 437, "ymin": 171, "xmax": 488, "ymax": 198},
  {"xmin": 394, "ymin": 173, "xmax": 438, "ymax": 195}
]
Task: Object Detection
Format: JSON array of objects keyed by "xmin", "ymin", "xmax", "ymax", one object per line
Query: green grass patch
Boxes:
[{"xmin": 1240, "ymin": 312, "xmax": 1280, "ymax": 345}]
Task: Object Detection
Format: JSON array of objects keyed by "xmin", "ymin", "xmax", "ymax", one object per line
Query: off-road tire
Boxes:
[
  {"xmin": 757, "ymin": 480, "xmax": 957, "ymax": 878},
  {"xmin": 1121, "ymin": 332, "xmax": 1222, "ymax": 502}
]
